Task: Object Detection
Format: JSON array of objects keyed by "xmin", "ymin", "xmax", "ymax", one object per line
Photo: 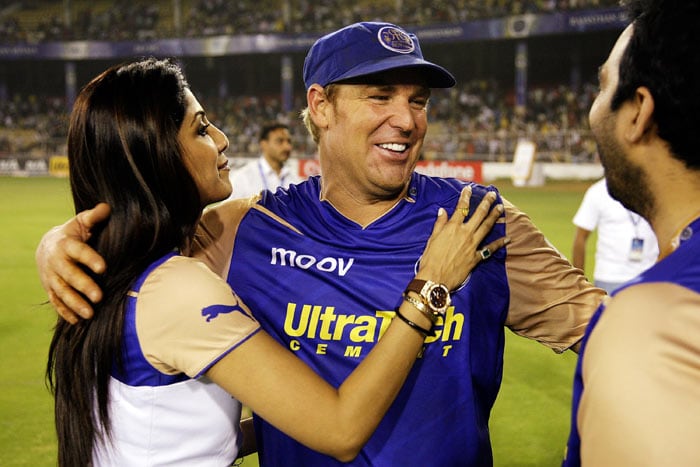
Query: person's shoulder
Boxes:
[
  {"xmin": 147, "ymin": 255, "xmax": 247, "ymax": 305},
  {"xmin": 413, "ymin": 173, "xmax": 499, "ymax": 202},
  {"xmin": 138, "ymin": 255, "xmax": 232, "ymax": 306},
  {"xmin": 585, "ymin": 282, "xmax": 700, "ymax": 405},
  {"xmin": 611, "ymin": 281, "xmax": 700, "ymax": 308},
  {"xmin": 590, "ymin": 178, "xmax": 607, "ymax": 190},
  {"xmin": 579, "ymin": 178, "xmax": 625, "ymax": 216},
  {"xmin": 580, "ymin": 178, "xmax": 605, "ymax": 199},
  {"xmin": 147, "ymin": 256, "xmax": 222, "ymax": 287},
  {"xmin": 601, "ymin": 282, "xmax": 700, "ymax": 344},
  {"xmin": 265, "ymin": 175, "xmax": 318, "ymax": 203}
]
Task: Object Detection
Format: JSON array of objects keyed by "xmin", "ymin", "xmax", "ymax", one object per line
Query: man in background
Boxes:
[
  {"xmin": 572, "ymin": 176, "xmax": 658, "ymax": 294},
  {"xmin": 228, "ymin": 122, "xmax": 300, "ymax": 199},
  {"xmin": 564, "ymin": 0, "xmax": 700, "ymax": 464}
]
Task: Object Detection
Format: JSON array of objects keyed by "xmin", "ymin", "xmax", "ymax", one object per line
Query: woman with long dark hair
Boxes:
[{"xmin": 46, "ymin": 58, "xmax": 505, "ymax": 466}]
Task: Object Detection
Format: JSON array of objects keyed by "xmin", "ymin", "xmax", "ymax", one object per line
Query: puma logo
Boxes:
[{"xmin": 201, "ymin": 303, "xmax": 248, "ymax": 322}]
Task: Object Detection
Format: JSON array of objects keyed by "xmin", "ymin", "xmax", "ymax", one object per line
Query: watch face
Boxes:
[
  {"xmin": 407, "ymin": 279, "xmax": 451, "ymax": 314},
  {"xmin": 429, "ymin": 285, "xmax": 450, "ymax": 312},
  {"xmin": 430, "ymin": 287, "xmax": 450, "ymax": 308}
]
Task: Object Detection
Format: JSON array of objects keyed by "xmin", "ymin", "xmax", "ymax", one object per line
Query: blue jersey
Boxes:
[
  {"xmin": 228, "ymin": 174, "xmax": 507, "ymax": 465},
  {"xmin": 194, "ymin": 172, "xmax": 599, "ymax": 466},
  {"xmin": 564, "ymin": 218, "xmax": 700, "ymax": 466}
]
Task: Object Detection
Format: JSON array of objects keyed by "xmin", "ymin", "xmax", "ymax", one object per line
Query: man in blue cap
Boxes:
[{"xmin": 37, "ymin": 22, "xmax": 602, "ymax": 465}]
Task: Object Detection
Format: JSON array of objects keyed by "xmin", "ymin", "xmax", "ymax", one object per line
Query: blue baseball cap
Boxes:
[{"xmin": 303, "ymin": 22, "xmax": 456, "ymax": 89}]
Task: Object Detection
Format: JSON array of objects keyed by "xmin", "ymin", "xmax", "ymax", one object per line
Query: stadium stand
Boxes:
[
  {"xmin": 0, "ymin": 79, "xmax": 600, "ymax": 163},
  {"xmin": 0, "ymin": 1, "xmax": 624, "ymax": 172},
  {"xmin": 0, "ymin": 0, "xmax": 621, "ymax": 41}
]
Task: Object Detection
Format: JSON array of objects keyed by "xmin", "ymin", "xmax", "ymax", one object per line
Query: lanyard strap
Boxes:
[
  {"xmin": 259, "ymin": 159, "xmax": 286, "ymax": 191},
  {"xmin": 258, "ymin": 160, "xmax": 269, "ymax": 191},
  {"xmin": 627, "ymin": 211, "xmax": 641, "ymax": 237}
]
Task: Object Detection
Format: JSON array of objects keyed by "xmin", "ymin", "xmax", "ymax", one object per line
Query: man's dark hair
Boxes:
[
  {"xmin": 259, "ymin": 122, "xmax": 289, "ymax": 142},
  {"xmin": 613, "ymin": 0, "xmax": 700, "ymax": 168}
]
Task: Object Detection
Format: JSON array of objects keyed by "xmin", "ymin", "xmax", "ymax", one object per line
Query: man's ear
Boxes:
[
  {"xmin": 624, "ymin": 86, "xmax": 655, "ymax": 143},
  {"xmin": 307, "ymin": 84, "xmax": 330, "ymax": 129}
]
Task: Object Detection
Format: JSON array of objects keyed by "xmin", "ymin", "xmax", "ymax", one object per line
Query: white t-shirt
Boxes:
[
  {"xmin": 228, "ymin": 156, "xmax": 299, "ymax": 199},
  {"xmin": 573, "ymin": 178, "xmax": 658, "ymax": 283}
]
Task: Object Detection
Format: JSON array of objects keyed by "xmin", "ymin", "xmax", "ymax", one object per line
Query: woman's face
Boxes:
[{"xmin": 178, "ymin": 89, "xmax": 232, "ymax": 206}]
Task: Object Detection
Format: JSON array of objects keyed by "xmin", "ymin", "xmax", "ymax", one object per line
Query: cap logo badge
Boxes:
[{"xmin": 377, "ymin": 26, "xmax": 415, "ymax": 54}]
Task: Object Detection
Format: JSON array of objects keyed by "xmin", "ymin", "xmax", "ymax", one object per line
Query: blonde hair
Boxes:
[{"xmin": 300, "ymin": 84, "xmax": 339, "ymax": 144}]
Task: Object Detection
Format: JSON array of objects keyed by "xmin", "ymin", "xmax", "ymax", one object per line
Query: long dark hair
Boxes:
[{"xmin": 46, "ymin": 58, "xmax": 202, "ymax": 466}]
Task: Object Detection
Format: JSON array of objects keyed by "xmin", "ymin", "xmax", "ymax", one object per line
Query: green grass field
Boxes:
[{"xmin": 0, "ymin": 176, "xmax": 597, "ymax": 466}]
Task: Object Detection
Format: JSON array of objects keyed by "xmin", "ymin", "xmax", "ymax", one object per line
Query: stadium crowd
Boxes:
[
  {"xmin": 0, "ymin": 78, "xmax": 599, "ymax": 164},
  {"xmin": 0, "ymin": 0, "xmax": 621, "ymax": 43},
  {"xmin": 0, "ymin": 1, "xmax": 613, "ymax": 164}
]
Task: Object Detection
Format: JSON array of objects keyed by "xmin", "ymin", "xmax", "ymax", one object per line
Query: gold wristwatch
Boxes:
[{"xmin": 404, "ymin": 279, "xmax": 451, "ymax": 316}]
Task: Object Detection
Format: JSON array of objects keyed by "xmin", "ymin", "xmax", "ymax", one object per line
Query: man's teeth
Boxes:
[{"xmin": 378, "ymin": 143, "xmax": 407, "ymax": 152}]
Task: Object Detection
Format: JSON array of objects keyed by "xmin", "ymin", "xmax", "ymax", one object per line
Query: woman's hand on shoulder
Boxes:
[{"xmin": 417, "ymin": 187, "xmax": 508, "ymax": 290}]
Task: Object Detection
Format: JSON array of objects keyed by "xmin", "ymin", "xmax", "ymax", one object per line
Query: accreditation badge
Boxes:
[{"xmin": 629, "ymin": 237, "xmax": 644, "ymax": 262}]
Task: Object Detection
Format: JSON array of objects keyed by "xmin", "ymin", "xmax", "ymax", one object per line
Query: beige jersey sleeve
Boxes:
[
  {"xmin": 578, "ymin": 283, "xmax": 700, "ymax": 465},
  {"xmin": 135, "ymin": 255, "xmax": 260, "ymax": 377},
  {"xmin": 503, "ymin": 198, "xmax": 606, "ymax": 352}
]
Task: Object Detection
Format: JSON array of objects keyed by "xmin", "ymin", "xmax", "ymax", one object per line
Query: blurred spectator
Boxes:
[
  {"xmin": 572, "ymin": 178, "xmax": 659, "ymax": 294},
  {"xmin": 228, "ymin": 122, "xmax": 303, "ymax": 200}
]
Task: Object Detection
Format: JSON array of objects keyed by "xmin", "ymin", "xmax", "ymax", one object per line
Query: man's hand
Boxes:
[{"xmin": 35, "ymin": 203, "xmax": 111, "ymax": 323}]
